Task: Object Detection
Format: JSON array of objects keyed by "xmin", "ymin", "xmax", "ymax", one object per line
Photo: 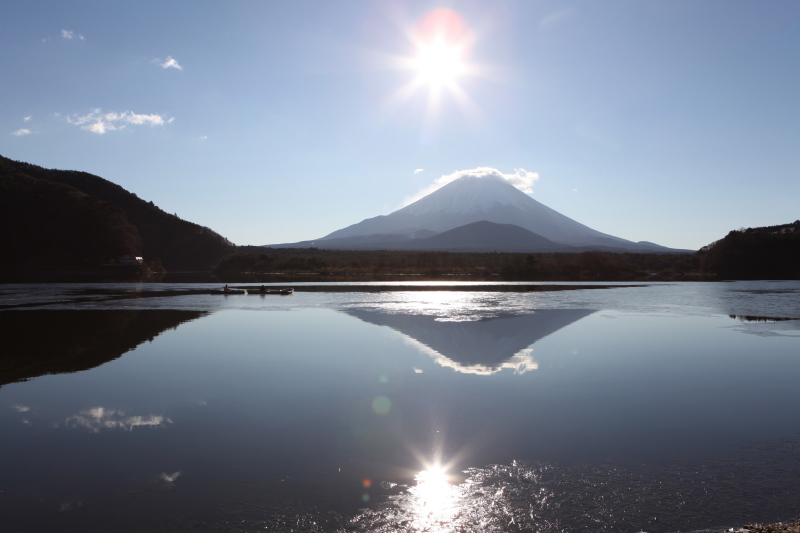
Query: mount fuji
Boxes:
[{"xmin": 272, "ymin": 174, "xmax": 688, "ymax": 253}]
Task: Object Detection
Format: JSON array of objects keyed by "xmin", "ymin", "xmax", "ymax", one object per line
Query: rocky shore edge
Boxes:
[{"xmin": 709, "ymin": 519, "xmax": 800, "ymax": 533}]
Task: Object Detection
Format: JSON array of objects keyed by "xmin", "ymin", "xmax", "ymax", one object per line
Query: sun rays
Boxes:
[{"xmin": 385, "ymin": 8, "xmax": 482, "ymax": 130}]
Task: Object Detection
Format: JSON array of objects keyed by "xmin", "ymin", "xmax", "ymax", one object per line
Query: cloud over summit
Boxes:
[{"xmin": 404, "ymin": 167, "xmax": 540, "ymax": 206}]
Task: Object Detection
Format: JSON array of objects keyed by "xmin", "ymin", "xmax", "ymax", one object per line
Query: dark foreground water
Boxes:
[{"xmin": 1, "ymin": 281, "xmax": 799, "ymax": 532}]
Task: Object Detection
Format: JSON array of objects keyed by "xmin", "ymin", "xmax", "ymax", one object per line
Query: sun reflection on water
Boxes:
[
  {"xmin": 408, "ymin": 466, "xmax": 462, "ymax": 531},
  {"xmin": 351, "ymin": 290, "xmax": 535, "ymax": 322}
]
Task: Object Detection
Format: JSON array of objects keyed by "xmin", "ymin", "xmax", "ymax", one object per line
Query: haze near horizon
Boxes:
[{"xmin": 2, "ymin": 1, "xmax": 799, "ymax": 250}]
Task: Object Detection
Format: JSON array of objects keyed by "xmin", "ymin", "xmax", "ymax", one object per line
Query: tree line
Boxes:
[{"xmin": 215, "ymin": 247, "xmax": 703, "ymax": 282}]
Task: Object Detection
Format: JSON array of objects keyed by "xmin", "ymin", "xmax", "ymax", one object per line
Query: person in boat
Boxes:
[
  {"xmin": 260, "ymin": 285, "xmax": 265, "ymax": 292},
  {"xmin": 223, "ymin": 284, "xmax": 230, "ymax": 292}
]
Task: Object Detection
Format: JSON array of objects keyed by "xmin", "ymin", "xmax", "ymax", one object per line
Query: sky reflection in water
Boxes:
[{"xmin": 0, "ymin": 282, "xmax": 799, "ymax": 532}]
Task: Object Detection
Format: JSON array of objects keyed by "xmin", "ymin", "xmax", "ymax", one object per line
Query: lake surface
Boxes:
[{"xmin": 1, "ymin": 281, "xmax": 799, "ymax": 532}]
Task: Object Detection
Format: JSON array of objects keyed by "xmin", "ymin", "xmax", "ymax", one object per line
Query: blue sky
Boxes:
[{"xmin": 2, "ymin": 0, "xmax": 799, "ymax": 250}]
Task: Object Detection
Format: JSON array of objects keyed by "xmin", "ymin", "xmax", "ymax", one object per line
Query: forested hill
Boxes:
[
  {"xmin": 0, "ymin": 157, "xmax": 142, "ymax": 271},
  {"xmin": 0, "ymin": 155, "xmax": 235, "ymax": 271},
  {"xmin": 699, "ymin": 221, "xmax": 800, "ymax": 279}
]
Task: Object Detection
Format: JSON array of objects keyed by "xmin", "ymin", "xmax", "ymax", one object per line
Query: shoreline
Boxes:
[{"xmin": 707, "ymin": 519, "xmax": 800, "ymax": 532}]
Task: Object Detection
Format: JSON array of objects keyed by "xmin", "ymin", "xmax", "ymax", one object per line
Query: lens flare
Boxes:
[{"xmin": 371, "ymin": 395, "xmax": 391, "ymax": 415}]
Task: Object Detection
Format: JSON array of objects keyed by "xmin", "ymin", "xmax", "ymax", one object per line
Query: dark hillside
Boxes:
[
  {"xmin": 0, "ymin": 158, "xmax": 142, "ymax": 272},
  {"xmin": 700, "ymin": 221, "xmax": 800, "ymax": 279},
  {"xmin": 1, "ymin": 155, "xmax": 235, "ymax": 270}
]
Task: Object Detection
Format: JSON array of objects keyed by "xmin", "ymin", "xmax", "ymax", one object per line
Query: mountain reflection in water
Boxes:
[
  {"xmin": 0, "ymin": 310, "xmax": 208, "ymax": 387},
  {"xmin": 729, "ymin": 314, "xmax": 797, "ymax": 322},
  {"xmin": 344, "ymin": 308, "xmax": 594, "ymax": 375}
]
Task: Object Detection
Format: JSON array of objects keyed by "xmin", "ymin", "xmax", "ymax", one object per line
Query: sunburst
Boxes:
[{"xmin": 386, "ymin": 8, "xmax": 480, "ymax": 126}]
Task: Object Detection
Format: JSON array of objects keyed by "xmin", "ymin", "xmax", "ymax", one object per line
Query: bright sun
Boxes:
[
  {"xmin": 408, "ymin": 8, "xmax": 471, "ymax": 91},
  {"xmin": 387, "ymin": 8, "xmax": 479, "ymax": 124},
  {"xmin": 413, "ymin": 41, "xmax": 465, "ymax": 88}
]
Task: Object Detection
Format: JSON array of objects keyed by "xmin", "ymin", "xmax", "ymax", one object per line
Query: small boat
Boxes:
[
  {"xmin": 221, "ymin": 288, "xmax": 245, "ymax": 295},
  {"xmin": 249, "ymin": 287, "xmax": 294, "ymax": 295},
  {"xmin": 220, "ymin": 285, "xmax": 245, "ymax": 294}
]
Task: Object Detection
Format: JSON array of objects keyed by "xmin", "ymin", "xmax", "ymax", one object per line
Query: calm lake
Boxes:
[{"xmin": 1, "ymin": 281, "xmax": 799, "ymax": 532}]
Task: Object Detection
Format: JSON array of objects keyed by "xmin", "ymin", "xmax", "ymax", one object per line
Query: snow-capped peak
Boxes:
[
  {"xmin": 401, "ymin": 174, "xmax": 534, "ymax": 216},
  {"xmin": 316, "ymin": 169, "xmax": 649, "ymax": 250}
]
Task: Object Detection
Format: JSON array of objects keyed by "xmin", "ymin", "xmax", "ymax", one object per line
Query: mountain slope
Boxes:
[
  {"xmin": 395, "ymin": 221, "xmax": 563, "ymax": 252},
  {"xmin": 318, "ymin": 174, "xmax": 666, "ymax": 251},
  {"xmin": 270, "ymin": 220, "xmax": 568, "ymax": 252},
  {"xmin": 1, "ymin": 155, "xmax": 235, "ymax": 270}
]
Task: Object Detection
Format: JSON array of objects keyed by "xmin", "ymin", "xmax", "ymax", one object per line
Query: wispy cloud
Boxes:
[
  {"xmin": 66, "ymin": 108, "xmax": 174, "ymax": 134},
  {"xmin": 404, "ymin": 166, "xmax": 540, "ymax": 205},
  {"xmin": 61, "ymin": 29, "xmax": 85, "ymax": 40},
  {"xmin": 23, "ymin": 115, "xmax": 32, "ymax": 122},
  {"xmin": 11, "ymin": 128, "xmax": 32, "ymax": 136},
  {"xmin": 158, "ymin": 55, "xmax": 183, "ymax": 70},
  {"xmin": 414, "ymin": 168, "xmax": 424, "ymax": 174}
]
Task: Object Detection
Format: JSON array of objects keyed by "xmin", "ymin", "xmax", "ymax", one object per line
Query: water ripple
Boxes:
[{"xmin": 195, "ymin": 439, "xmax": 800, "ymax": 533}]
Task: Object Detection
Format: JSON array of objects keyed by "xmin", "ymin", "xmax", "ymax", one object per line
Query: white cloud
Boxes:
[
  {"xmin": 11, "ymin": 128, "xmax": 32, "ymax": 136},
  {"xmin": 199, "ymin": 135, "xmax": 208, "ymax": 141},
  {"xmin": 404, "ymin": 166, "xmax": 540, "ymax": 205},
  {"xmin": 23, "ymin": 115, "xmax": 32, "ymax": 121},
  {"xmin": 159, "ymin": 56, "xmax": 183, "ymax": 70},
  {"xmin": 12, "ymin": 405, "xmax": 30, "ymax": 412},
  {"xmin": 414, "ymin": 168, "xmax": 424, "ymax": 174},
  {"xmin": 66, "ymin": 108, "xmax": 173, "ymax": 134},
  {"xmin": 61, "ymin": 29, "xmax": 85, "ymax": 40}
]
